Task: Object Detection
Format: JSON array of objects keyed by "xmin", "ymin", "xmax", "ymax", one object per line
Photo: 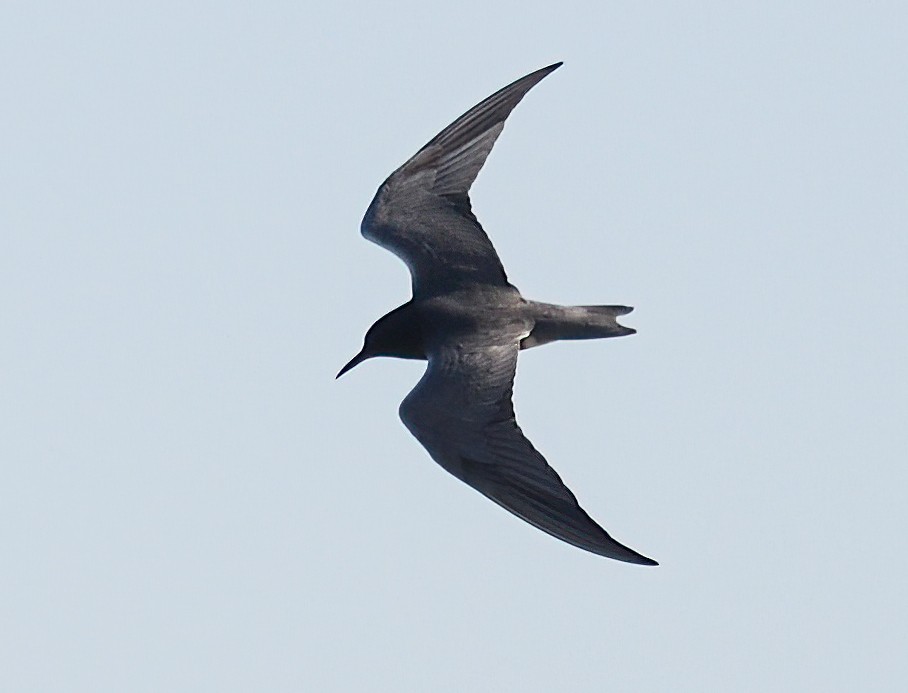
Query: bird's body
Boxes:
[{"xmin": 338, "ymin": 63, "xmax": 657, "ymax": 565}]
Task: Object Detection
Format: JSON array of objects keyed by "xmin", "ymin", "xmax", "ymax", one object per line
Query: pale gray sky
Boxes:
[{"xmin": 2, "ymin": 2, "xmax": 906, "ymax": 691}]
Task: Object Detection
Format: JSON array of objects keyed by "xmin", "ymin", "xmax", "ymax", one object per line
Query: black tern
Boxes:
[{"xmin": 338, "ymin": 63, "xmax": 656, "ymax": 565}]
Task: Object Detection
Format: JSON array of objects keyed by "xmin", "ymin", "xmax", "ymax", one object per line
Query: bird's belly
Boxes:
[{"xmin": 416, "ymin": 289, "xmax": 531, "ymax": 346}]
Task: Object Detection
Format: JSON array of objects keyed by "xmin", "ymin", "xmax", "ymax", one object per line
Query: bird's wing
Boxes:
[
  {"xmin": 398, "ymin": 331, "xmax": 657, "ymax": 565},
  {"xmin": 361, "ymin": 63, "xmax": 562, "ymax": 297}
]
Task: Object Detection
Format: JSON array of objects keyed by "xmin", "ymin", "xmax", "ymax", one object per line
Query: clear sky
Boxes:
[{"xmin": 2, "ymin": 2, "xmax": 906, "ymax": 691}]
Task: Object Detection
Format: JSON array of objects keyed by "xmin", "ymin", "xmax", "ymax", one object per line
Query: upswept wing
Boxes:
[
  {"xmin": 399, "ymin": 332, "xmax": 657, "ymax": 565},
  {"xmin": 361, "ymin": 63, "xmax": 562, "ymax": 297}
]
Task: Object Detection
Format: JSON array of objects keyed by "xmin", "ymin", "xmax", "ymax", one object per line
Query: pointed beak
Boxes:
[{"xmin": 336, "ymin": 350, "xmax": 367, "ymax": 379}]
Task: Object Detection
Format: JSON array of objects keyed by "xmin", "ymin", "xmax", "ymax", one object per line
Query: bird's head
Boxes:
[{"xmin": 336, "ymin": 306, "xmax": 424, "ymax": 379}]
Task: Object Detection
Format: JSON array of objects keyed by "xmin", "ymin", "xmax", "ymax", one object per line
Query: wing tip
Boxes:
[
  {"xmin": 525, "ymin": 61, "xmax": 563, "ymax": 86},
  {"xmin": 597, "ymin": 543, "xmax": 659, "ymax": 566}
]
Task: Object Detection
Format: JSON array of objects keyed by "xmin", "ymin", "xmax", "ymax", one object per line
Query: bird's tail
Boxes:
[{"xmin": 521, "ymin": 303, "xmax": 635, "ymax": 349}]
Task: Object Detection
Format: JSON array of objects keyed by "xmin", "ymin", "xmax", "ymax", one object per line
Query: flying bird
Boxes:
[{"xmin": 337, "ymin": 63, "xmax": 656, "ymax": 565}]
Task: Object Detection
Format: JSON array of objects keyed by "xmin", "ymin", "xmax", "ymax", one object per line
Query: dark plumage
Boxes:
[{"xmin": 338, "ymin": 63, "xmax": 656, "ymax": 565}]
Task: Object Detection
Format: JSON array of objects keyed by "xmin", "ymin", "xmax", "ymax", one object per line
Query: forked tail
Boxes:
[{"xmin": 521, "ymin": 303, "xmax": 635, "ymax": 350}]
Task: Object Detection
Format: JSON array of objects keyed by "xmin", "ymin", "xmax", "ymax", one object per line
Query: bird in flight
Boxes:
[{"xmin": 337, "ymin": 63, "xmax": 656, "ymax": 565}]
